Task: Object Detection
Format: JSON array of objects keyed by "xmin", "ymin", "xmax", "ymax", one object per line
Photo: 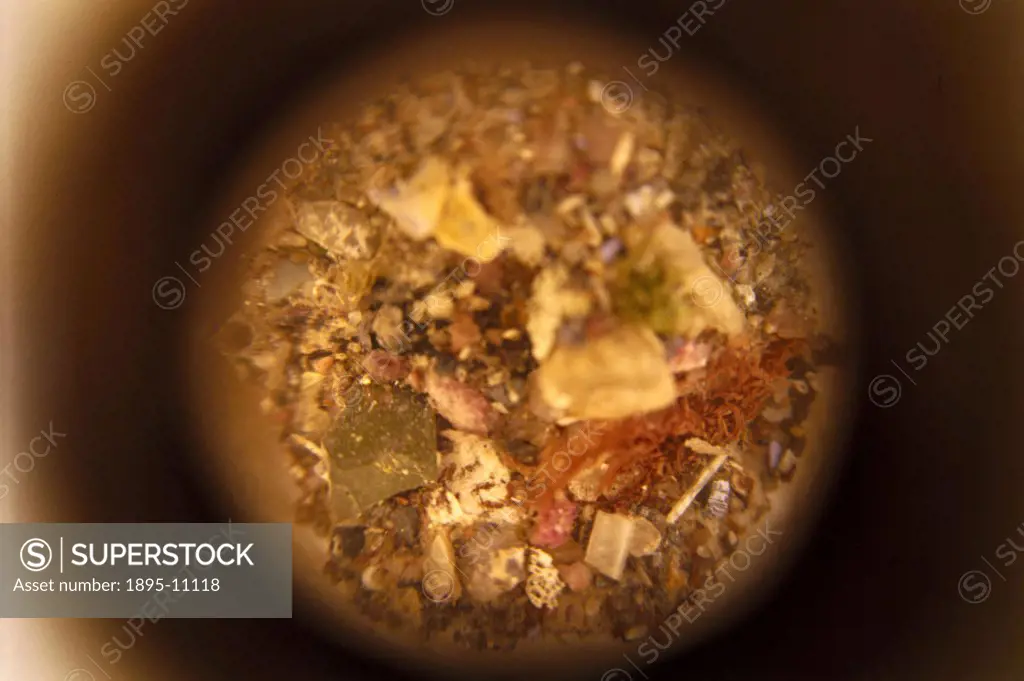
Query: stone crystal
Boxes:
[
  {"xmin": 369, "ymin": 157, "xmax": 507, "ymax": 262},
  {"xmin": 324, "ymin": 384, "xmax": 438, "ymax": 522},
  {"xmin": 584, "ymin": 511, "xmax": 635, "ymax": 581},
  {"xmin": 422, "ymin": 529, "xmax": 461, "ymax": 604},
  {"xmin": 425, "ymin": 371, "xmax": 498, "ymax": 434},
  {"xmin": 535, "ymin": 324, "xmax": 677, "ymax": 421},
  {"xmin": 627, "ymin": 516, "xmax": 663, "ymax": 557},
  {"xmin": 368, "ymin": 156, "xmax": 451, "ymax": 241},
  {"xmin": 434, "ymin": 171, "xmax": 505, "ymax": 261},
  {"xmin": 293, "ymin": 200, "xmax": 381, "ymax": 260}
]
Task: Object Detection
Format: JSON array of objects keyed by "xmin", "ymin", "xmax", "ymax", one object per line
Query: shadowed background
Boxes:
[{"xmin": 5, "ymin": 1, "xmax": 1024, "ymax": 680}]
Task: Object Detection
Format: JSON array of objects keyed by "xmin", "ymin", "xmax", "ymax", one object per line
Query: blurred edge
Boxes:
[{"xmin": 7, "ymin": 1, "xmax": 1024, "ymax": 681}]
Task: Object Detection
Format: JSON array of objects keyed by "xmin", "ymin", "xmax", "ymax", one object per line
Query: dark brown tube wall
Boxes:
[{"xmin": 8, "ymin": 1, "xmax": 1024, "ymax": 680}]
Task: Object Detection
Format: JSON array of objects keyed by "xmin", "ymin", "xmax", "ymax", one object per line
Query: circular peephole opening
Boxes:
[{"xmin": 185, "ymin": 17, "xmax": 856, "ymax": 681}]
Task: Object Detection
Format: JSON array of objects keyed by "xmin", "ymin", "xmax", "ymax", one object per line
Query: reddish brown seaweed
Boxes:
[{"xmin": 528, "ymin": 337, "xmax": 808, "ymax": 510}]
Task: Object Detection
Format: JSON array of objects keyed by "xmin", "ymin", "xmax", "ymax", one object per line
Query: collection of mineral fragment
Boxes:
[{"xmin": 217, "ymin": 61, "xmax": 836, "ymax": 649}]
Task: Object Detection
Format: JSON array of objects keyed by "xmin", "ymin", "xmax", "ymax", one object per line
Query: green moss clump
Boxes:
[{"xmin": 611, "ymin": 258, "xmax": 687, "ymax": 335}]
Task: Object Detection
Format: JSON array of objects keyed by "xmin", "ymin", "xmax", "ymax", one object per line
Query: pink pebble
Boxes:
[
  {"xmin": 530, "ymin": 499, "xmax": 578, "ymax": 549},
  {"xmin": 425, "ymin": 372, "xmax": 498, "ymax": 434},
  {"xmin": 558, "ymin": 561, "xmax": 594, "ymax": 592}
]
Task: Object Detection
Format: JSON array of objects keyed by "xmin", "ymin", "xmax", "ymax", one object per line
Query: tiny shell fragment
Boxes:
[
  {"xmin": 440, "ymin": 431, "xmax": 511, "ymax": 520},
  {"xmin": 624, "ymin": 186, "xmax": 657, "ymax": 219},
  {"xmin": 557, "ymin": 561, "xmax": 594, "ymax": 592},
  {"xmin": 609, "ymin": 131, "xmax": 635, "ymax": 178},
  {"xmin": 667, "ymin": 338, "xmax": 713, "ymax": 374},
  {"xmin": 266, "ymin": 260, "xmax": 313, "ymax": 300},
  {"xmin": 362, "ymin": 350, "xmax": 410, "ymax": 382},
  {"xmin": 526, "ymin": 548, "xmax": 565, "ymax": 609},
  {"xmin": 684, "ymin": 437, "xmax": 736, "ymax": 458},
  {"xmin": 666, "ymin": 451, "xmax": 730, "ymax": 523},
  {"xmin": 425, "ymin": 371, "xmax": 499, "ymax": 434},
  {"xmin": 422, "ymin": 529, "xmax": 461, "ymax": 603},
  {"xmin": 505, "ymin": 222, "xmax": 548, "ymax": 267},
  {"xmin": 449, "ymin": 312, "xmax": 482, "ymax": 353},
  {"xmin": 464, "ymin": 545, "xmax": 527, "ymax": 602},
  {"xmin": 627, "ymin": 516, "xmax": 663, "ymax": 557},
  {"xmin": 567, "ymin": 458, "xmax": 609, "ymax": 502},
  {"xmin": 766, "ymin": 300, "xmax": 811, "ymax": 338},
  {"xmin": 706, "ymin": 479, "xmax": 731, "ymax": 518},
  {"xmin": 361, "ymin": 565, "xmax": 386, "ymax": 591},
  {"xmin": 526, "ymin": 264, "xmax": 594, "ymax": 361},
  {"xmin": 768, "ymin": 441, "xmax": 783, "ymax": 470},
  {"xmin": 372, "ymin": 305, "xmax": 407, "ymax": 350},
  {"xmin": 423, "ymin": 487, "xmax": 466, "ymax": 526},
  {"xmin": 777, "ymin": 448, "xmax": 798, "ymax": 476},
  {"xmin": 761, "ymin": 401, "xmax": 793, "ymax": 423}
]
